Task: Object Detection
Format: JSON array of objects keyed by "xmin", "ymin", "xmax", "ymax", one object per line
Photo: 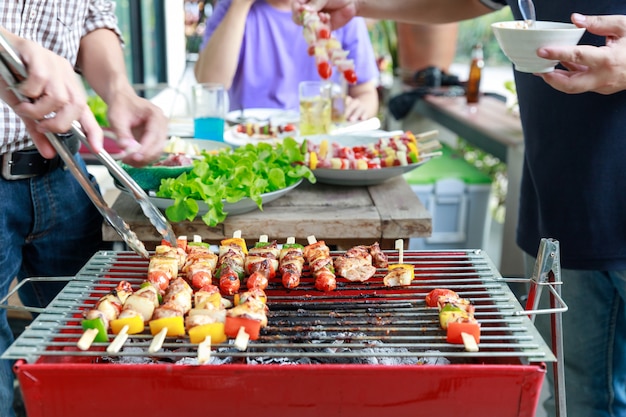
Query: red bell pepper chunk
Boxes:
[
  {"xmin": 446, "ymin": 319, "xmax": 480, "ymax": 345},
  {"xmin": 224, "ymin": 316, "xmax": 262, "ymax": 341}
]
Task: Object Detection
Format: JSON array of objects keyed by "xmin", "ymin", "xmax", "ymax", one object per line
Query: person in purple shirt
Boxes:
[{"xmin": 194, "ymin": 0, "xmax": 379, "ymax": 122}]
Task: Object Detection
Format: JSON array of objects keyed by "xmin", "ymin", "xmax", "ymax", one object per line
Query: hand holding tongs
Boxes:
[{"xmin": 0, "ymin": 33, "xmax": 177, "ymax": 258}]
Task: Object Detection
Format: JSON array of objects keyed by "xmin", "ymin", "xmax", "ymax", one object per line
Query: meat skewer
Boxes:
[
  {"xmin": 148, "ymin": 277, "xmax": 194, "ymax": 353},
  {"xmin": 425, "ymin": 288, "xmax": 480, "ymax": 352},
  {"xmin": 224, "ymin": 288, "xmax": 269, "ymax": 349},
  {"xmin": 244, "ymin": 235, "xmax": 279, "ymax": 290},
  {"xmin": 216, "ymin": 230, "xmax": 247, "ymax": 295},
  {"xmin": 279, "ymin": 237, "xmax": 305, "ymax": 289},
  {"xmin": 304, "ymin": 235, "xmax": 336, "ymax": 292},
  {"xmin": 78, "ymin": 280, "xmax": 134, "ymax": 351},
  {"xmin": 383, "ymin": 239, "xmax": 415, "ymax": 287},
  {"xmin": 183, "ymin": 235, "xmax": 218, "ymax": 290}
]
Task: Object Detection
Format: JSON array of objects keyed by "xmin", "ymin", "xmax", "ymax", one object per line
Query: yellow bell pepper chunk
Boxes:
[
  {"xmin": 388, "ymin": 263, "xmax": 415, "ymax": 280},
  {"xmin": 234, "ymin": 292, "xmax": 267, "ymax": 306},
  {"xmin": 309, "ymin": 151, "xmax": 319, "ymax": 170},
  {"xmin": 407, "ymin": 142, "xmax": 419, "ymax": 159},
  {"xmin": 110, "ymin": 315, "xmax": 144, "ymax": 335},
  {"xmin": 149, "ymin": 316, "xmax": 186, "ymax": 337},
  {"xmin": 319, "ymin": 139, "xmax": 329, "ymax": 159},
  {"xmin": 221, "ymin": 237, "xmax": 248, "ymax": 255},
  {"xmin": 188, "ymin": 322, "xmax": 227, "ymax": 344}
]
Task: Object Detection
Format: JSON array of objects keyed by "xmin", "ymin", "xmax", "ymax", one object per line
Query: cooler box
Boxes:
[{"xmin": 405, "ymin": 144, "xmax": 492, "ymax": 250}]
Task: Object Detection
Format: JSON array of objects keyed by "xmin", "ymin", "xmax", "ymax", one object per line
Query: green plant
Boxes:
[
  {"xmin": 456, "ymin": 9, "xmax": 514, "ymax": 65},
  {"xmin": 455, "ymin": 138, "xmax": 508, "ymax": 223}
]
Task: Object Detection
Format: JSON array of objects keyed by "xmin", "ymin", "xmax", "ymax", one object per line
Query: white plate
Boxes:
[
  {"xmin": 303, "ymin": 133, "xmax": 435, "ymax": 186},
  {"xmin": 136, "ymin": 179, "xmax": 303, "ymax": 216},
  {"xmin": 312, "ymin": 162, "xmax": 429, "ymax": 186},
  {"xmin": 224, "ymin": 127, "xmax": 299, "ymax": 147},
  {"xmin": 225, "ymin": 108, "xmax": 300, "ymax": 125}
]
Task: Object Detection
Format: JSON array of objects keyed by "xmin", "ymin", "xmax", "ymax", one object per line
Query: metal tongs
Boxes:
[{"xmin": 0, "ymin": 33, "xmax": 177, "ymax": 258}]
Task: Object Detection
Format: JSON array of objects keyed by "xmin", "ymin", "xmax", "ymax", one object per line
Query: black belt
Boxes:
[{"xmin": 1, "ymin": 135, "xmax": 80, "ymax": 180}]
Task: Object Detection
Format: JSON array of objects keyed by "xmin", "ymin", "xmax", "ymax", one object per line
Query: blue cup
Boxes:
[{"xmin": 192, "ymin": 83, "xmax": 226, "ymax": 141}]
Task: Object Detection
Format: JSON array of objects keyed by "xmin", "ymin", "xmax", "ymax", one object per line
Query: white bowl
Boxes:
[{"xmin": 491, "ymin": 21, "xmax": 585, "ymax": 73}]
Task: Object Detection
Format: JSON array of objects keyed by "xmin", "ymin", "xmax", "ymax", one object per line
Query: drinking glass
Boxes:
[
  {"xmin": 192, "ymin": 83, "xmax": 226, "ymax": 141},
  {"xmin": 299, "ymin": 81, "xmax": 332, "ymax": 135}
]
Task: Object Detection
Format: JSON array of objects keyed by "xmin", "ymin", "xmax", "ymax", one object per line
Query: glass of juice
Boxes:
[
  {"xmin": 299, "ymin": 81, "xmax": 332, "ymax": 135},
  {"xmin": 330, "ymin": 82, "xmax": 347, "ymax": 125},
  {"xmin": 192, "ymin": 83, "xmax": 226, "ymax": 141}
]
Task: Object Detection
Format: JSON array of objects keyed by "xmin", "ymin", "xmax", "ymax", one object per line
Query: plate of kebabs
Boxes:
[{"xmin": 302, "ymin": 130, "xmax": 442, "ymax": 186}]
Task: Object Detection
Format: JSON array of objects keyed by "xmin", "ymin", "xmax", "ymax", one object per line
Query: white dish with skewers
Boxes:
[{"xmin": 302, "ymin": 130, "xmax": 443, "ymax": 186}]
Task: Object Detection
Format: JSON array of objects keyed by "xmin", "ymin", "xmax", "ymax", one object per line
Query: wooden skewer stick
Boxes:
[
  {"xmin": 259, "ymin": 234, "xmax": 269, "ymax": 243},
  {"xmin": 77, "ymin": 328, "xmax": 99, "ymax": 351},
  {"xmin": 234, "ymin": 326, "xmax": 250, "ymax": 351},
  {"xmin": 461, "ymin": 331, "xmax": 479, "ymax": 352},
  {"xmin": 419, "ymin": 151, "xmax": 443, "ymax": 160},
  {"xmin": 197, "ymin": 336, "xmax": 212, "ymax": 364},
  {"xmin": 193, "ymin": 235, "xmax": 202, "ymax": 243},
  {"xmin": 106, "ymin": 325, "xmax": 129, "ymax": 354},
  {"xmin": 148, "ymin": 327, "xmax": 168, "ymax": 354},
  {"xmin": 286, "ymin": 237, "xmax": 296, "ymax": 245},
  {"xmin": 395, "ymin": 239, "xmax": 404, "ymax": 264},
  {"xmin": 307, "ymin": 235, "xmax": 317, "ymax": 245},
  {"xmin": 233, "ymin": 230, "xmax": 242, "ymax": 239},
  {"xmin": 414, "ymin": 129, "xmax": 439, "ymax": 142}
]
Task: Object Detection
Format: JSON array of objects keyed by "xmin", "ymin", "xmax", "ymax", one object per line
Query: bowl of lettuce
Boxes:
[{"xmin": 155, "ymin": 137, "xmax": 315, "ymax": 226}]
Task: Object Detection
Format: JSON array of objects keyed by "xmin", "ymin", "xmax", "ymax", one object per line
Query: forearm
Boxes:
[
  {"xmin": 194, "ymin": 2, "xmax": 253, "ymax": 88},
  {"xmin": 356, "ymin": 0, "xmax": 491, "ymax": 23},
  {"xmin": 76, "ymin": 28, "xmax": 135, "ymax": 103}
]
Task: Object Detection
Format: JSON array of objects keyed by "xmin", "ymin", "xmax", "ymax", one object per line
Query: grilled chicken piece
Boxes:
[
  {"xmin": 183, "ymin": 251, "xmax": 218, "ymax": 290},
  {"xmin": 368, "ymin": 242, "xmax": 388, "ymax": 268},
  {"xmin": 334, "ymin": 245, "xmax": 377, "ymax": 282},
  {"xmin": 122, "ymin": 285, "xmax": 159, "ymax": 322},
  {"xmin": 334, "ymin": 256, "xmax": 377, "ymax": 282}
]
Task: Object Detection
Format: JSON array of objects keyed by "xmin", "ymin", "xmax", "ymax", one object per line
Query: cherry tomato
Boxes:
[
  {"xmin": 307, "ymin": 45, "xmax": 315, "ymax": 56},
  {"xmin": 191, "ymin": 271, "xmax": 212, "ymax": 290},
  {"xmin": 147, "ymin": 270, "xmax": 169, "ymax": 293},
  {"xmin": 343, "ymin": 69, "xmax": 358, "ymax": 84},
  {"xmin": 282, "ymin": 123, "xmax": 296, "ymax": 132},
  {"xmin": 317, "ymin": 27, "xmax": 331, "ymax": 39},
  {"xmin": 425, "ymin": 288, "xmax": 459, "ymax": 307},
  {"xmin": 317, "ymin": 61, "xmax": 332, "ymax": 79}
]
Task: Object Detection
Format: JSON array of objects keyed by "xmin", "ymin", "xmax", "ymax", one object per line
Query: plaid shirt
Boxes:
[{"xmin": 0, "ymin": 0, "xmax": 122, "ymax": 155}]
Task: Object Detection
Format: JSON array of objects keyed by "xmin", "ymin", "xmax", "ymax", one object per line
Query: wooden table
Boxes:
[
  {"xmin": 412, "ymin": 94, "xmax": 525, "ymax": 276},
  {"xmin": 103, "ymin": 176, "xmax": 432, "ymax": 250}
]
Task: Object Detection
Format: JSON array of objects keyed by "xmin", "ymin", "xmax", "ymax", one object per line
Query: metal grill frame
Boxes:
[{"xmin": 3, "ymin": 249, "xmax": 555, "ymax": 364}]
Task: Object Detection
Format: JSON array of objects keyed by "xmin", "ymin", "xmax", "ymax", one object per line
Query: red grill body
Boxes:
[
  {"xmin": 5, "ymin": 250, "xmax": 552, "ymax": 417},
  {"xmin": 14, "ymin": 360, "xmax": 545, "ymax": 417}
]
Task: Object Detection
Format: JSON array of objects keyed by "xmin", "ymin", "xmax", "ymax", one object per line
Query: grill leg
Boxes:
[{"xmin": 550, "ymin": 272, "xmax": 567, "ymax": 417}]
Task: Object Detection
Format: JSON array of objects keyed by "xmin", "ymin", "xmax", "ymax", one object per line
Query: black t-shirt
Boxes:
[{"xmin": 488, "ymin": 0, "xmax": 626, "ymax": 269}]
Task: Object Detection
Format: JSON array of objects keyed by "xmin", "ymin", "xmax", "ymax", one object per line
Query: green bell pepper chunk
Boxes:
[{"xmin": 81, "ymin": 318, "xmax": 109, "ymax": 343}]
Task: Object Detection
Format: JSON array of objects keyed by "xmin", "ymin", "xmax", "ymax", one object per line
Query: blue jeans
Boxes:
[
  {"xmin": 524, "ymin": 254, "xmax": 626, "ymax": 417},
  {"xmin": 0, "ymin": 156, "xmax": 102, "ymax": 417}
]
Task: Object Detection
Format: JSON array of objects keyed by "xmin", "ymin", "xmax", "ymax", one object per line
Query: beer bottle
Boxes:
[{"xmin": 466, "ymin": 43, "xmax": 484, "ymax": 104}]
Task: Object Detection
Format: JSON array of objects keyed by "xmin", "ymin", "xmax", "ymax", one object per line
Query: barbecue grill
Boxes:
[{"xmin": 2, "ymin": 244, "xmax": 564, "ymax": 417}]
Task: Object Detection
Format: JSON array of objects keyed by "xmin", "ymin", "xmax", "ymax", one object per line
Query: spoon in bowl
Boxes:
[{"xmin": 518, "ymin": 0, "xmax": 536, "ymax": 28}]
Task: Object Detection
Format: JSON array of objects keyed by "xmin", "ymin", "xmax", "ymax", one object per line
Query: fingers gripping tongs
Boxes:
[{"xmin": 0, "ymin": 33, "xmax": 177, "ymax": 258}]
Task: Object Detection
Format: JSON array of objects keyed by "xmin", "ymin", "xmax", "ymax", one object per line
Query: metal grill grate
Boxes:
[{"xmin": 2, "ymin": 249, "xmax": 555, "ymax": 364}]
